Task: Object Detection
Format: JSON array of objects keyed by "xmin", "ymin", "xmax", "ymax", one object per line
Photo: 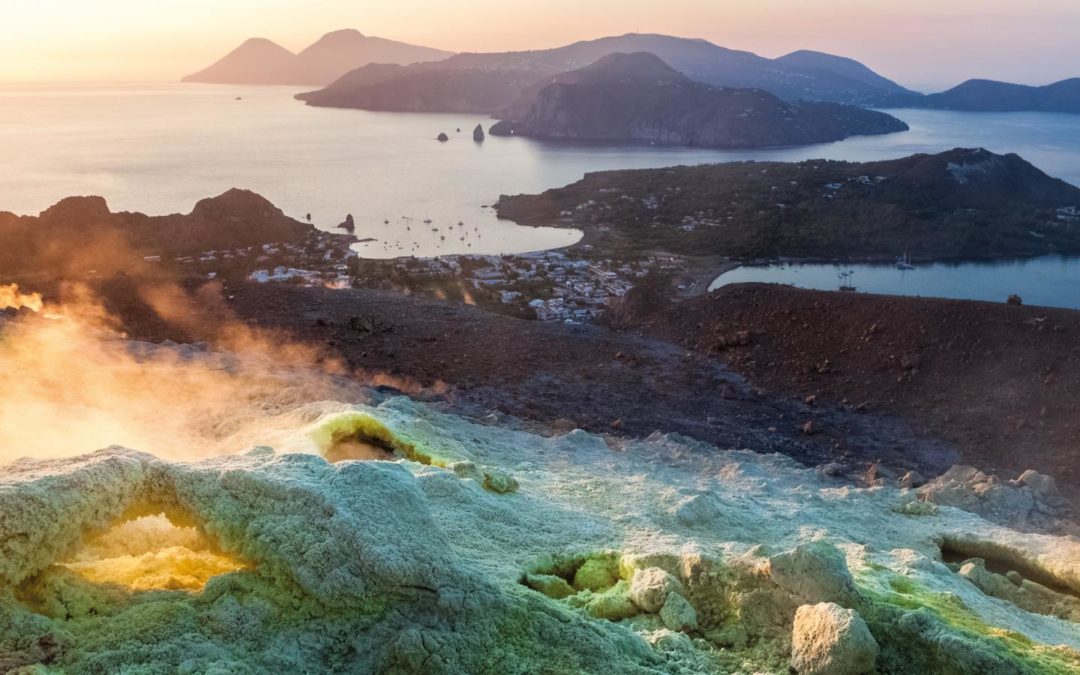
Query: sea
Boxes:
[
  {"xmin": 1, "ymin": 82, "xmax": 1079, "ymax": 305},
  {"xmin": 709, "ymin": 257, "xmax": 1080, "ymax": 310}
]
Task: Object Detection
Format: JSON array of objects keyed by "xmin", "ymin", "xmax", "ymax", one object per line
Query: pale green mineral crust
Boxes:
[{"xmin": 2, "ymin": 397, "xmax": 1080, "ymax": 673}]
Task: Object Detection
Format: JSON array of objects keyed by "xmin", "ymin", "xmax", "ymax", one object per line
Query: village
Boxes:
[
  {"xmin": 169, "ymin": 229, "xmax": 683, "ymax": 322},
  {"xmin": 171, "ymin": 230, "xmax": 359, "ymax": 288},
  {"xmin": 351, "ymin": 250, "xmax": 687, "ymax": 322}
]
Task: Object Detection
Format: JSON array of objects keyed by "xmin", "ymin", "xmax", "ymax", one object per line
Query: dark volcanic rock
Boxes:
[
  {"xmin": 488, "ymin": 52, "xmax": 908, "ymax": 149},
  {"xmin": 437, "ymin": 133, "xmax": 450, "ymax": 142},
  {"xmin": 614, "ymin": 281, "xmax": 1080, "ymax": 492},
  {"xmin": 473, "ymin": 124, "xmax": 486, "ymax": 142},
  {"xmin": 39, "ymin": 196, "xmax": 114, "ymax": 227},
  {"xmin": 222, "ymin": 282, "xmax": 960, "ymax": 478},
  {"xmin": 338, "ymin": 214, "xmax": 356, "ymax": 232},
  {"xmin": 0, "ymin": 189, "xmax": 316, "ymax": 275}
]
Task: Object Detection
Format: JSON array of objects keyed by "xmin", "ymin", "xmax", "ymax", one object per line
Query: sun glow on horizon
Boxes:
[{"xmin": 1, "ymin": 1, "xmax": 1080, "ymax": 90}]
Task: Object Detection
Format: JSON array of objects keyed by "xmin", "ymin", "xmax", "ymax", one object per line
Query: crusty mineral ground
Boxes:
[{"xmin": 3, "ymin": 397, "xmax": 1080, "ymax": 673}]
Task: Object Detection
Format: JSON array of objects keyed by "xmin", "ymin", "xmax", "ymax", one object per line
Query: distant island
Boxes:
[
  {"xmin": 919, "ymin": 78, "xmax": 1080, "ymax": 114},
  {"xmin": 488, "ymin": 52, "xmax": 908, "ymax": 148},
  {"xmin": 297, "ymin": 32, "xmax": 920, "ymax": 112},
  {"xmin": 183, "ymin": 29, "xmax": 452, "ymax": 86},
  {"xmin": 495, "ymin": 148, "xmax": 1080, "ymax": 261},
  {"xmin": 292, "ymin": 32, "xmax": 1080, "ymax": 117}
]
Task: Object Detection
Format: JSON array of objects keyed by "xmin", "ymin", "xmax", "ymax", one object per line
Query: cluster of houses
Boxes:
[
  {"xmin": 1057, "ymin": 206, "xmax": 1080, "ymax": 223},
  {"xmin": 172, "ymin": 228, "xmax": 688, "ymax": 323},
  {"xmin": 171, "ymin": 234, "xmax": 358, "ymax": 287},
  {"xmin": 381, "ymin": 251, "xmax": 666, "ymax": 322}
]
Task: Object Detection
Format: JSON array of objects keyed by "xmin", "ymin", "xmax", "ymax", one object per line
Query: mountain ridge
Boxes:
[
  {"xmin": 488, "ymin": 52, "xmax": 909, "ymax": 149},
  {"xmin": 921, "ymin": 77, "xmax": 1080, "ymax": 113},
  {"xmin": 298, "ymin": 32, "xmax": 922, "ymax": 112},
  {"xmin": 183, "ymin": 30, "xmax": 453, "ymax": 86}
]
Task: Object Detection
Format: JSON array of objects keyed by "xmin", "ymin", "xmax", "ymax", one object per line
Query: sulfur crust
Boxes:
[{"xmin": 2, "ymin": 396, "xmax": 1080, "ymax": 673}]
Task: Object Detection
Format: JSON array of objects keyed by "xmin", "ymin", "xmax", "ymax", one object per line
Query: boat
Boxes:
[
  {"xmin": 896, "ymin": 253, "xmax": 915, "ymax": 270},
  {"xmin": 837, "ymin": 270, "xmax": 857, "ymax": 292}
]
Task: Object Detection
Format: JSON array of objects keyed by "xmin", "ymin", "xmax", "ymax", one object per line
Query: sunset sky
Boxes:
[{"xmin": 2, "ymin": 0, "xmax": 1078, "ymax": 90}]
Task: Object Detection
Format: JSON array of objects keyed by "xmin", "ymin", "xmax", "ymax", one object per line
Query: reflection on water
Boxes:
[
  {"xmin": 1, "ymin": 83, "xmax": 1080, "ymax": 258},
  {"xmin": 710, "ymin": 256, "xmax": 1080, "ymax": 309}
]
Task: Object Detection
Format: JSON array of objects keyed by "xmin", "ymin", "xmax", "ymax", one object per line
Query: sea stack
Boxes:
[
  {"xmin": 473, "ymin": 124, "xmax": 486, "ymax": 142},
  {"xmin": 437, "ymin": 133, "xmax": 449, "ymax": 142},
  {"xmin": 338, "ymin": 214, "xmax": 355, "ymax": 232}
]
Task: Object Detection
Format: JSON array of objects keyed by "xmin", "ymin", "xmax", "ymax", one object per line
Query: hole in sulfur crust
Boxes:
[{"xmin": 56, "ymin": 514, "xmax": 248, "ymax": 592}]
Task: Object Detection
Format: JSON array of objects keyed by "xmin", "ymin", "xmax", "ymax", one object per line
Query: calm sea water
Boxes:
[
  {"xmin": 710, "ymin": 257, "xmax": 1080, "ymax": 310},
  {"xmin": 1, "ymin": 83, "xmax": 1079, "ymax": 260}
]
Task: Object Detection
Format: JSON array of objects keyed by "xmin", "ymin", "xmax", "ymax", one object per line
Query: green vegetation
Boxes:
[{"xmin": 859, "ymin": 569, "xmax": 1080, "ymax": 674}]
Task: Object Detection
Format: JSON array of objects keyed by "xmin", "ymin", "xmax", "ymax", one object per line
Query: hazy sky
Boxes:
[{"xmin": 2, "ymin": 0, "xmax": 1078, "ymax": 91}]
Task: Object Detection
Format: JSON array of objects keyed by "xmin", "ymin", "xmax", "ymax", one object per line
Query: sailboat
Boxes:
[{"xmin": 896, "ymin": 253, "xmax": 915, "ymax": 270}]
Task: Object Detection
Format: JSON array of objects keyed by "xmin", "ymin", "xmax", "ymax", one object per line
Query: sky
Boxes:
[{"xmin": 1, "ymin": 0, "xmax": 1078, "ymax": 91}]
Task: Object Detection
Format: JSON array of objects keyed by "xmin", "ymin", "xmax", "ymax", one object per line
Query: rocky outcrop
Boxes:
[
  {"xmin": 659, "ymin": 592, "xmax": 698, "ymax": 632},
  {"xmin": 957, "ymin": 557, "xmax": 1080, "ymax": 623},
  {"xmin": 473, "ymin": 124, "xmax": 486, "ymax": 142},
  {"xmin": 0, "ymin": 189, "xmax": 318, "ymax": 275},
  {"xmin": 436, "ymin": 132, "xmax": 449, "ymax": 142},
  {"xmin": 338, "ymin": 214, "xmax": 356, "ymax": 232},
  {"xmin": 791, "ymin": 603, "xmax": 879, "ymax": 675},
  {"xmin": 768, "ymin": 542, "xmax": 861, "ymax": 607},
  {"xmin": 918, "ymin": 465, "xmax": 1077, "ymax": 534},
  {"xmin": 628, "ymin": 567, "xmax": 685, "ymax": 612}
]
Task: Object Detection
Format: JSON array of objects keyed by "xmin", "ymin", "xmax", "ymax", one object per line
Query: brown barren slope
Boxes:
[{"xmin": 622, "ymin": 283, "xmax": 1080, "ymax": 490}]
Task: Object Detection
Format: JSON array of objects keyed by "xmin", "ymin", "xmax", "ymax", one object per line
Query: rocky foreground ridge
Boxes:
[
  {"xmin": 3, "ymin": 393, "xmax": 1080, "ymax": 673},
  {"xmin": 0, "ymin": 189, "xmax": 326, "ymax": 277}
]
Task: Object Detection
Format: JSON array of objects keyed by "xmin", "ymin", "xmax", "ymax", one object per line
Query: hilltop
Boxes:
[
  {"xmin": 0, "ymin": 189, "xmax": 320, "ymax": 276},
  {"xmin": 182, "ymin": 29, "xmax": 452, "ymax": 86},
  {"xmin": 922, "ymin": 77, "xmax": 1080, "ymax": 114},
  {"xmin": 488, "ymin": 52, "xmax": 908, "ymax": 149},
  {"xmin": 495, "ymin": 148, "xmax": 1080, "ymax": 260}
]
